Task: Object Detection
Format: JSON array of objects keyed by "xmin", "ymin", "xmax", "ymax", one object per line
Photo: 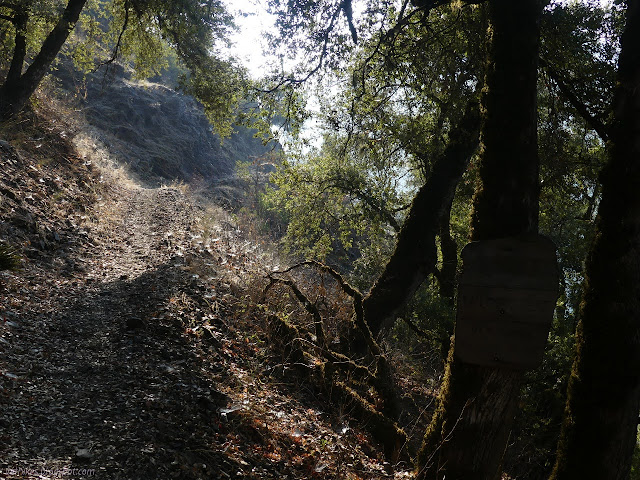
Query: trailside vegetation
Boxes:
[
  {"xmin": 0, "ymin": 0, "xmax": 247, "ymax": 136},
  {"xmin": 249, "ymin": 0, "xmax": 640, "ymax": 478}
]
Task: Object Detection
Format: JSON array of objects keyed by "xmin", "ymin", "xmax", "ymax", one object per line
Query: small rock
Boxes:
[{"xmin": 74, "ymin": 448, "xmax": 93, "ymax": 464}]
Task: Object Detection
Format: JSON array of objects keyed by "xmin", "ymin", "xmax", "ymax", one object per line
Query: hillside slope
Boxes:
[
  {"xmin": 53, "ymin": 62, "xmax": 271, "ymax": 187},
  {"xmin": 0, "ymin": 103, "xmax": 413, "ymax": 479}
]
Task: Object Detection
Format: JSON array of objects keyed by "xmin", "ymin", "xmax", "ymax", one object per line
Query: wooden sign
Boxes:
[{"xmin": 454, "ymin": 234, "xmax": 559, "ymax": 369}]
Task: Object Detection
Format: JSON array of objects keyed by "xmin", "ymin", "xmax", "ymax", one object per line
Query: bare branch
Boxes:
[
  {"xmin": 257, "ymin": 3, "xmax": 344, "ymax": 93},
  {"xmin": 92, "ymin": 0, "xmax": 130, "ymax": 74},
  {"xmin": 271, "ymin": 260, "xmax": 362, "ymax": 302},
  {"xmin": 265, "ymin": 274, "xmax": 327, "ymax": 348},
  {"xmin": 341, "ymin": 0, "xmax": 357, "ymax": 43},
  {"xmin": 270, "ymin": 261, "xmax": 383, "ymax": 356}
]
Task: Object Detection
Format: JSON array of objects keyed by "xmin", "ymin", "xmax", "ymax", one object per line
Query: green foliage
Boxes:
[
  {"xmin": 506, "ymin": 329, "xmax": 576, "ymax": 479},
  {"xmin": 0, "ymin": 0, "xmax": 247, "ymax": 135},
  {"xmin": 258, "ymin": 3, "xmax": 488, "ymax": 294},
  {"xmin": 387, "ymin": 278, "xmax": 456, "ymax": 364},
  {"xmin": 0, "ymin": 1, "xmax": 62, "ymax": 71},
  {"xmin": 63, "ymin": 0, "xmax": 194, "ymax": 82},
  {"xmin": 541, "ymin": 0, "xmax": 624, "ymax": 126},
  {"xmin": 240, "ymin": 82, "xmax": 310, "ymax": 147},
  {"xmin": 180, "ymin": 56, "xmax": 249, "ymax": 138},
  {"xmin": 538, "ymin": 16, "xmax": 611, "ymax": 332},
  {"xmin": 235, "ymin": 153, "xmax": 288, "ymax": 239},
  {"xmin": 264, "ymin": 133, "xmax": 409, "ymax": 288},
  {"xmin": 262, "ymin": 0, "xmax": 614, "ymax": 338}
]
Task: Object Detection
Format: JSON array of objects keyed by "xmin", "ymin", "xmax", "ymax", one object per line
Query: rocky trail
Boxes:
[
  {"xmin": 2, "ymin": 182, "xmax": 235, "ymax": 478},
  {"xmin": 0, "ymin": 117, "xmax": 412, "ymax": 479}
]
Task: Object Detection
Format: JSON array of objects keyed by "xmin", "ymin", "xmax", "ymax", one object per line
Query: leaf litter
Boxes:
[{"xmin": 0, "ymin": 110, "xmax": 417, "ymax": 479}]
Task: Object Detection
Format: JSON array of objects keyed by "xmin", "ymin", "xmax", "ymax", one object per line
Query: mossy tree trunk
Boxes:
[
  {"xmin": 0, "ymin": 0, "xmax": 88, "ymax": 120},
  {"xmin": 436, "ymin": 193, "xmax": 458, "ymax": 303},
  {"xmin": 550, "ymin": 2, "xmax": 640, "ymax": 479},
  {"xmin": 363, "ymin": 99, "xmax": 481, "ymax": 338},
  {"xmin": 416, "ymin": 1, "xmax": 544, "ymax": 479}
]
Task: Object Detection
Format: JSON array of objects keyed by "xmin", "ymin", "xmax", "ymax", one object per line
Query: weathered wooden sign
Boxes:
[{"xmin": 454, "ymin": 234, "xmax": 559, "ymax": 370}]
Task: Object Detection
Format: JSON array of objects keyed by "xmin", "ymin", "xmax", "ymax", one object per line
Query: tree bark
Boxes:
[
  {"xmin": 416, "ymin": 1, "xmax": 543, "ymax": 478},
  {"xmin": 363, "ymin": 99, "xmax": 480, "ymax": 338},
  {"xmin": 436, "ymin": 194, "xmax": 458, "ymax": 302},
  {"xmin": 6, "ymin": 9, "xmax": 28, "ymax": 87},
  {"xmin": 550, "ymin": 2, "xmax": 640, "ymax": 479},
  {"xmin": 0, "ymin": 0, "xmax": 88, "ymax": 119}
]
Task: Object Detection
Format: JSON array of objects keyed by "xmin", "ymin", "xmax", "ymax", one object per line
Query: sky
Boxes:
[
  {"xmin": 223, "ymin": 0, "xmax": 617, "ymax": 79},
  {"xmin": 223, "ymin": 0, "xmax": 274, "ymax": 79}
]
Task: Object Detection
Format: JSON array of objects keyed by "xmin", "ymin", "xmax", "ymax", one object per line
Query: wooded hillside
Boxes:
[{"xmin": 1, "ymin": 1, "xmax": 639, "ymax": 479}]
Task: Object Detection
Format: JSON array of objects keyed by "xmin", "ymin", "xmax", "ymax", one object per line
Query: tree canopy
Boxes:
[
  {"xmin": 0, "ymin": 0, "xmax": 247, "ymax": 135},
  {"xmin": 246, "ymin": 0, "xmax": 640, "ymax": 478},
  {"xmin": 3, "ymin": 0, "xmax": 638, "ymax": 478}
]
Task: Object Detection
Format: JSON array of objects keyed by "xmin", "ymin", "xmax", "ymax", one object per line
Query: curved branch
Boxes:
[
  {"xmin": 341, "ymin": 0, "xmax": 357, "ymax": 43},
  {"xmin": 5, "ymin": 9, "xmax": 26, "ymax": 85},
  {"xmin": 258, "ymin": 3, "xmax": 344, "ymax": 93},
  {"xmin": 93, "ymin": 0, "xmax": 130, "ymax": 73},
  {"xmin": 363, "ymin": 98, "xmax": 481, "ymax": 338},
  {"xmin": 272, "ymin": 260, "xmax": 362, "ymax": 302},
  {"xmin": 321, "ymin": 173, "xmax": 402, "ymax": 232},
  {"xmin": 265, "ymin": 275, "xmax": 327, "ymax": 347},
  {"xmin": 540, "ymin": 57, "xmax": 610, "ymax": 142}
]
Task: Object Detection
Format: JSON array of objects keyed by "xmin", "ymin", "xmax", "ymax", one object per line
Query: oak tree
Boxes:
[{"xmin": 0, "ymin": 0, "xmax": 246, "ymax": 134}]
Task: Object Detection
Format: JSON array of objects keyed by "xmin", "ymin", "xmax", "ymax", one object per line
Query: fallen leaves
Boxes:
[{"xmin": 0, "ymin": 125, "xmax": 419, "ymax": 480}]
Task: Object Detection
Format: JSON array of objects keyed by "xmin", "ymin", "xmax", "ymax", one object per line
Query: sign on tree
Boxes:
[{"xmin": 455, "ymin": 234, "xmax": 559, "ymax": 369}]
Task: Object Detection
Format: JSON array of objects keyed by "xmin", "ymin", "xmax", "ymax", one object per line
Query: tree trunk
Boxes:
[
  {"xmin": 436, "ymin": 194, "xmax": 458, "ymax": 302},
  {"xmin": 416, "ymin": 1, "xmax": 543, "ymax": 478},
  {"xmin": 550, "ymin": 2, "xmax": 640, "ymax": 479},
  {"xmin": 6, "ymin": 10, "xmax": 28, "ymax": 87},
  {"xmin": 0, "ymin": 0, "xmax": 88, "ymax": 119},
  {"xmin": 363, "ymin": 99, "xmax": 480, "ymax": 338}
]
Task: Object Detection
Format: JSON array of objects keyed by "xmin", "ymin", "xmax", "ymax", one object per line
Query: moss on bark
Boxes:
[
  {"xmin": 417, "ymin": 1, "xmax": 544, "ymax": 478},
  {"xmin": 264, "ymin": 270, "xmax": 407, "ymax": 461},
  {"xmin": 550, "ymin": 2, "xmax": 640, "ymax": 479},
  {"xmin": 363, "ymin": 99, "xmax": 481, "ymax": 338}
]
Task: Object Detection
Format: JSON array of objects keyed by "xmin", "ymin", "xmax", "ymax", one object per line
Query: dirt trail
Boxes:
[
  {"xmin": 0, "ymin": 101, "xmax": 421, "ymax": 480},
  {"xmin": 90, "ymin": 186, "xmax": 195, "ymax": 280},
  {"xmin": 0, "ymin": 159, "xmax": 410, "ymax": 480},
  {"xmin": 0, "ymin": 183, "xmax": 238, "ymax": 479}
]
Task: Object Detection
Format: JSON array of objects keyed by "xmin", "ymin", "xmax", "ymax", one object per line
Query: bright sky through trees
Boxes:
[
  {"xmin": 224, "ymin": 0, "xmax": 614, "ymax": 79},
  {"xmin": 223, "ymin": 0, "xmax": 274, "ymax": 78}
]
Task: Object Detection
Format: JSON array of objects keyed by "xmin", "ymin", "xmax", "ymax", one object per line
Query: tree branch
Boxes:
[
  {"xmin": 363, "ymin": 98, "xmax": 481, "ymax": 338},
  {"xmin": 322, "ymin": 173, "xmax": 402, "ymax": 232},
  {"xmin": 265, "ymin": 274, "xmax": 327, "ymax": 348},
  {"xmin": 540, "ymin": 57, "xmax": 610, "ymax": 142},
  {"xmin": 1, "ymin": 0, "xmax": 88, "ymax": 117},
  {"xmin": 5, "ymin": 9, "xmax": 26, "ymax": 86},
  {"xmin": 341, "ymin": 0, "xmax": 357, "ymax": 43},
  {"xmin": 258, "ymin": 3, "xmax": 343, "ymax": 93},
  {"xmin": 92, "ymin": 0, "xmax": 130, "ymax": 73}
]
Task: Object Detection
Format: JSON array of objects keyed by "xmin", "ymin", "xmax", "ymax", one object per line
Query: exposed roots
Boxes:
[{"xmin": 261, "ymin": 261, "xmax": 409, "ymax": 462}]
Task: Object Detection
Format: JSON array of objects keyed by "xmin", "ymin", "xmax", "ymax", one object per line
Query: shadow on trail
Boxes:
[{"xmin": 2, "ymin": 259, "xmax": 239, "ymax": 479}]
